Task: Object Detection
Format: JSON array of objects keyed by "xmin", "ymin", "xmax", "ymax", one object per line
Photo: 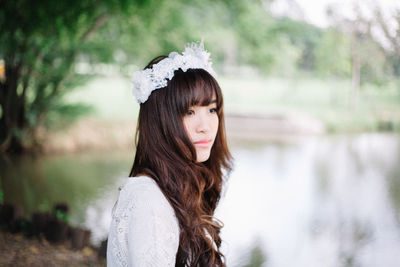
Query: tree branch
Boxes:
[
  {"xmin": 81, "ymin": 13, "xmax": 109, "ymax": 42},
  {"xmin": 375, "ymin": 8, "xmax": 400, "ymax": 53},
  {"xmin": 0, "ymin": 134, "xmax": 12, "ymax": 153}
]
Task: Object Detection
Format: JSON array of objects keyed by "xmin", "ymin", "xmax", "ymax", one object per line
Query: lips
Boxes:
[{"xmin": 193, "ymin": 140, "xmax": 212, "ymax": 147}]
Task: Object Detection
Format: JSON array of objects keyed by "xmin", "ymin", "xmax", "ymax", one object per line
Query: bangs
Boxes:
[{"xmin": 169, "ymin": 69, "xmax": 223, "ymax": 115}]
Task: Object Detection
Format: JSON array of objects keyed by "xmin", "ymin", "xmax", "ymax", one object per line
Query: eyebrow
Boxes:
[{"xmin": 197, "ymin": 99, "xmax": 217, "ymax": 106}]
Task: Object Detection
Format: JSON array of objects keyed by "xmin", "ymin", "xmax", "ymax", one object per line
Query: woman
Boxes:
[{"xmin": 107, "ymin": 41, "xmax": 232, "ymax": 267}]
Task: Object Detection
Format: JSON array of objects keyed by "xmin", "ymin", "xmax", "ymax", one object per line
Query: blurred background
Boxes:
[{"xmin": 1, "ymin": 0, "xmax": 400, "ymax": 266}]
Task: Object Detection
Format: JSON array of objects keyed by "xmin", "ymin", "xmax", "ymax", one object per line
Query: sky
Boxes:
[{"xmin": 269, "ymin": 0, "xmax": 400, "ymax": 28}]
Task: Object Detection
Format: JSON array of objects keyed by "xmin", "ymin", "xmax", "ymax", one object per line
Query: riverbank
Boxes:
[
  {"xmin": 56, "ymin": 74, "xmax": 400, "ymax": 154},
  {"xmin": 38, "ymin": 110, "xmax": 400, "ymax": 155},
  {"xmin": 0, "ymin": 231, "xmax": 105, "ymax": 266},
  {"xmin": 39, "ymin": 113, "xmax": 325, "ymax": 154}
]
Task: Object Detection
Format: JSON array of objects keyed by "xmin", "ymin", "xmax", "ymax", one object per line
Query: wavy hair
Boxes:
[{"xmin": 129, "ymin": 55, "xmax": 233, "ymax": 266}]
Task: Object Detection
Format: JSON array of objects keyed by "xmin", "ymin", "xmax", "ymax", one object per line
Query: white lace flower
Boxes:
[{"xmin": 131, "ymin": 40, "xmax": 216, "ymax": 104}]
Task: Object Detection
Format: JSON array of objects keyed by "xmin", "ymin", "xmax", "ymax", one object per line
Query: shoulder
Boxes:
[
  {"xmin": 120, "ymin": 176, "xmax": 167, "ymax": 207},
  {"xmin": 107, "ymin": 176, "xmax": 180, "ymax": 266},
  {"xmin": 110, "ymin": 175, "xmax": 180, "ymax": 241},
  {"xmin": 115, "ymin": 176, "xmax": 175, "ymax": 219},
  {"xmin": 124, "ymin": 176, "xmax": 161, "ymax": 194}
]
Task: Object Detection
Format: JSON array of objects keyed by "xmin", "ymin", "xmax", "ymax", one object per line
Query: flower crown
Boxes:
[{"xmin": 131, "ymin": 40, "xmax": 216, "ymax": 103}]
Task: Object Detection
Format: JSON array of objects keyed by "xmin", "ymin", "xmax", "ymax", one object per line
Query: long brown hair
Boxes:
[{"xmin": 129, "ymin": 55, "xmax": 233, "ymax": 266}]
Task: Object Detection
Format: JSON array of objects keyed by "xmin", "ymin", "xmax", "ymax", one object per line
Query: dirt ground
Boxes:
[{"xmin": 0, "ymin": 231, "xmax": 106, "ymax": 267}]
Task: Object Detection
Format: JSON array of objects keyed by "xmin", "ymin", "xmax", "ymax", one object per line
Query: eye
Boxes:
[
  {"xmin": 209, "ymin": 108, "xmax": 217, "ymax": 114},
  {"xmin": 186, "ymin": 109, "xmax": 195, "ymax": 116}
]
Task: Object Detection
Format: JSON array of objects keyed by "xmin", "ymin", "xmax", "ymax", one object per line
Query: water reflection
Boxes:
[
  {"xmin": 217, "ymin": 134, "xmax": 400, "ymax": 267},
  {"xmin": 240, "ymin": 242, "xmax": 267, "ymax": 267},
  {"xmin": 0, "ymin": 150, "xmax": 133, "ymax": 241},
  {"xmin": 1, "ymin": 134, "xmax": 400, "ymax": 266}
]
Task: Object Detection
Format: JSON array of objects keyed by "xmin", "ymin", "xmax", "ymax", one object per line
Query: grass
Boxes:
[
  {"xmin": 65, "ymin": 74, "xmax": 139, "ymax": 121},
  {"xmin": 64, "ymin": 72, "xmax": 400, "ymax": 133}
]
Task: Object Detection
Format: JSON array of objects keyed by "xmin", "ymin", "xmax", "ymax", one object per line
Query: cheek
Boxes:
[
  {"xmin": 183, "ymin": 117, "xmax": 194, "ymax": 140},
  {"xmin": 212, "ymin": 117, "xmax": 219, "ymax": 135}
]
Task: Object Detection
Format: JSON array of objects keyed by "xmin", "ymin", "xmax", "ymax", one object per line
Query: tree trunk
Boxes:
[
  {"xmin": 0, "ymin": 61, "xmax": 31, "ymax": 154},
  {"xmin": 351, "ymin": 31, "xmax": 360, "ymax": 109}
]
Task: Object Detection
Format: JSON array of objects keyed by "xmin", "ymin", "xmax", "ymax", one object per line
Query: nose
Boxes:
[{"xmin": 196, "ymin": 111, "xmax": 210, "ymax": 133}]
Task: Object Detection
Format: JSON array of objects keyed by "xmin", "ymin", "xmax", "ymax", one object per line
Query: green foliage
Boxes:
[
  {"xmin": 242, "ymin": 244, "xmax": 267, "ymax": 267},
  {"xmin": 274, "ymin": 17, "xmax": 323, "ymax": 71},
  {"xmin": 45, "ymin": 102, "xmax": 95, "ymax": 131},
  {"xmin": 230, "ymin": 1, "xmax": 300, "ymax": 73},
  {"xmin": 84, "ymin": 0, "xmax": 314, "ymax": 76},
  {"xmin": 55, "ymin": 209, "xmax": 70, "ymax": 223},
  {"xmin": 0, "ymin": 0, "xmax": 167, "ymax": 152},
  {"xmin": 359, "ymin": 38, "xmax": 387, "ymax": 85},
  {"xmin": 314, "ymin": 29, "xmax": 352, "ymax": 77},
  {"xmin": 1, "ymin": 0, "xmax": 399, "ymax": 154}
]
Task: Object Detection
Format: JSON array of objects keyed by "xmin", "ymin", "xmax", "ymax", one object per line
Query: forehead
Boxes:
[
  {"xmin": 171, "ymin": 69, "xmax": 222, "ymax": 111},
  {"xmin": 189, "ymin": 83, "xmax": 217, "ymax": 106}
]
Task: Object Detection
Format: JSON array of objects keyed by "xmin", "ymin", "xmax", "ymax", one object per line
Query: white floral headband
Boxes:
[{"xmin": 131, "ymin": 40, "xmax": 216, "ymax": 104}]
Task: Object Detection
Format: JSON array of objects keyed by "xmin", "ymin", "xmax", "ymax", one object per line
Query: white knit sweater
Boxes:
[{"xmin": 107, "ymin": 176, "xmax": 180, "ymax": 267}]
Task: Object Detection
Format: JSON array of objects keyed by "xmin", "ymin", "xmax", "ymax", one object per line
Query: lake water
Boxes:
[{"xmin": 1, "ymin": 133, "xmax": 400, "ymax": 267}]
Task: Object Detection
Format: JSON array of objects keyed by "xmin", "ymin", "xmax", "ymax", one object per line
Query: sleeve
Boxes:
[{"xmin": 126, "ymin": 187, "xmax": 179, "ymax": 267}]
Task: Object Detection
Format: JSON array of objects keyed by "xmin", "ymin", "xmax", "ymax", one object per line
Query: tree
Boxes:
[
  {"xmin": 0, "ymin": 0, "xmax": 160, "ymax": 154},
  {"xmin": 314, "ymin": 28, "xmax": 352, "ymax": 78},
  {"xmin": 373, "ymin": 6, "xmax": 400, "ymax": 77},
  {"xmin": 320, "ymin": 3, "xmax": 392, "ymax": 108}
]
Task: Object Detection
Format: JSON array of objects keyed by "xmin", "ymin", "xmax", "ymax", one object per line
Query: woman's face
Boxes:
[{"xmin": 183, "ymin": 97, "xmax": 219, "ymax": 162}]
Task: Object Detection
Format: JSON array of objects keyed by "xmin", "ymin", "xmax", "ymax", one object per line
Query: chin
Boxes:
[{"xmin": 196, "ymin": 151, "xmax": 211, "ymax": 163}]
